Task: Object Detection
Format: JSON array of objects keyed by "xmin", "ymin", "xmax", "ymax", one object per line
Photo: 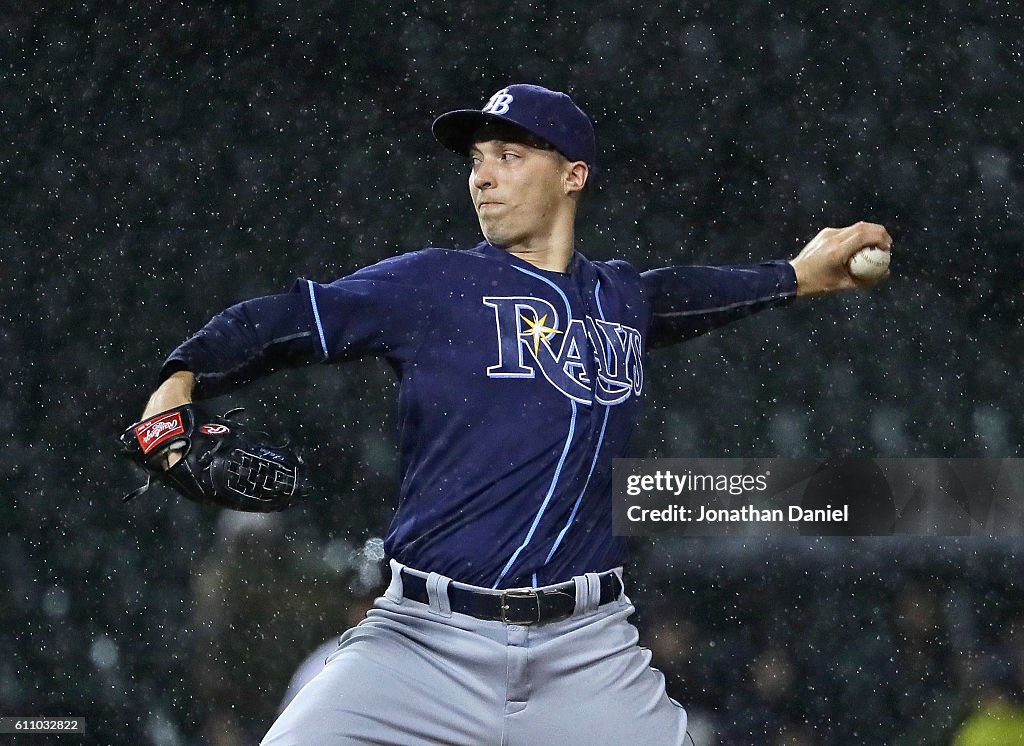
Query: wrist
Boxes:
[{"xmin": 788, "ymin": 260, "xmax": 813, "ymax": 297}]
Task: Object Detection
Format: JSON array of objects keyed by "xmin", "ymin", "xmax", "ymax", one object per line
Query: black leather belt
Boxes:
[{"xmin": 399, "ymin": 568, "xmax": 622, "ymax": 625}]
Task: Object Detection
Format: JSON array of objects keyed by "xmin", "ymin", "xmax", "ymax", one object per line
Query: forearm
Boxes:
[
  {"xmin": 142, "ymin": 371, "xmax": 195, "ymax": 419},
  {"xmin": 161, "ymin": 290, "xmax": 323, "ymax": 399},
  {"xmin": 644, "ymin": 261, "xmax": 798, "ymax": 348}
]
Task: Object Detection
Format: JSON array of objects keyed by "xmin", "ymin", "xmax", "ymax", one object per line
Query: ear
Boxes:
[{"xmin": 563, "ymin": 162, "xmax": 589, "ymax": 195}]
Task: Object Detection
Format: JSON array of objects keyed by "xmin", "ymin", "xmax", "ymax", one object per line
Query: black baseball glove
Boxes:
[{"xmin": 119, "ymin": 404, "xmax": 308, "ymax": 512}]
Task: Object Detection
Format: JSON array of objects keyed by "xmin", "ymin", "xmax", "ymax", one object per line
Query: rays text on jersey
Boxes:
[{"xmin": 483, "ymin": 296, "xmax": 643, "ymax": 405}]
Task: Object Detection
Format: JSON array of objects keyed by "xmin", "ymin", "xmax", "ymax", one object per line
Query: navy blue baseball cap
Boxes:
[{"xmin": 432, "ymin": 84, "xmax": 597, "ymax": 169}]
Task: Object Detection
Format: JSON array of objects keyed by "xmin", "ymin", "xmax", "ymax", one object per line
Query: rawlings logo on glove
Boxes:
[
  {"xmin": 135, "ymin": 411, "xmax": 186, "ymax": 454},
  {"xmin": 119, "ymin": 404, "xmax": 308, "ymax": 513}
]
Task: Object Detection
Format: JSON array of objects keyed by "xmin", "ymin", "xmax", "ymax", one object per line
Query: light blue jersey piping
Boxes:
[
  {"xmin": 544, "ymin": 279, "xmax": 611, "ymax": 568},
  {"xmin": 493, "ymin": 264, "xmax": 577, "ymax": 588},
  {"xmin": 305, "ymin": 280, "xmax": 329, "ymax": 360}
]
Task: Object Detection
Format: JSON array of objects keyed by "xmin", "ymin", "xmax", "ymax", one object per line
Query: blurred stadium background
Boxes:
[{"xmin": 4, "ymin": 1, "xmax": 1023, "ymax": 743}]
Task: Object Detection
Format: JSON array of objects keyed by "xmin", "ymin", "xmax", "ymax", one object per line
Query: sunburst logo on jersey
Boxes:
[{"xmin": 520, "ymin": 312, "xmax": 561, "ymax": 356}]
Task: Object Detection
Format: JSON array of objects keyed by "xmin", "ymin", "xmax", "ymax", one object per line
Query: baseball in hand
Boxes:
[{"xmin": 847, "ymin": 246, "xmax": 890, "ymax": 282}]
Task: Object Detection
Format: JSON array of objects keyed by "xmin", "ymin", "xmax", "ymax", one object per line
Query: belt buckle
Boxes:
[{"xmin": 500, "ymin": 588, "xmax": 542, "ymax": 625}]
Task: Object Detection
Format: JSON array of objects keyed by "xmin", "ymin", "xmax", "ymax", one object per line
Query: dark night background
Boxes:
[{"xmin": 4, "ymin": 1, "xmax": 1024, "ymax": 744}]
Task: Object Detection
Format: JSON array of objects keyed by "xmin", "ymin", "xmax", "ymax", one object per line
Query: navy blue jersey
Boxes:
[{"xmin": 163, "ymin": 242, "xmax": 796, "ymax": 587}]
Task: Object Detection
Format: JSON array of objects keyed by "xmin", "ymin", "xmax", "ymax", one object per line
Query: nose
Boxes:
[{"xmin": 471, "ymin": 160, "xmax": 495, "ymax": 191}]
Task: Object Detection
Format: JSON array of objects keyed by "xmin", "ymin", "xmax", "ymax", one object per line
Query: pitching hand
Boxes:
[{"xmin": 789, "ymin": 222, "xmax": 892, "ymax": 296}]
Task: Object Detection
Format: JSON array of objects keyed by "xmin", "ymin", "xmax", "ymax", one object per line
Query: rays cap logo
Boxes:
[{"xmin": 432, "ymin": 84, "xmax": 597, "ymax": 172}]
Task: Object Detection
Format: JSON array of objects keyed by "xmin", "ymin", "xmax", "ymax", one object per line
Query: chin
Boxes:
[
  {"xmin": 479, "ymin": 225, "xmax": 509, "ymax": 246},
  {"xmin": 481, "ymin": 221, "xmax": 530, "ymax": 247}
]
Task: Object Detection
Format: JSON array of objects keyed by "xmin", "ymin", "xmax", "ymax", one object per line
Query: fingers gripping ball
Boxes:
[
  {"xmin": 848, "ymin": 246, "xmax": 890, "ymax": 282},
  {"xmin": 119, "ymin": 404, "xmax": 308, "ymax": 512}
]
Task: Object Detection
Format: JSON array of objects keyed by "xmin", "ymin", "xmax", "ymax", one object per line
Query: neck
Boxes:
[
  {"xmin": 506, "ymin": 246, "xmax": 573, "ymax": 273},
  {"xmin": 501, "ymin": 223, "xmax": 576, "ymax": 273}
]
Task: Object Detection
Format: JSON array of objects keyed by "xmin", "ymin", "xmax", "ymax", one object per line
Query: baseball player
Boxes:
[{"xmin": 135, "ymin": 84, "xmax": 891, "ymax": 745}]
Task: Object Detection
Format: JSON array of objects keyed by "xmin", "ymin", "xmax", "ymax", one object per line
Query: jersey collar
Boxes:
[{"xmin": 475, "ymin": 241, "xmax": 587, "ymax": 278}]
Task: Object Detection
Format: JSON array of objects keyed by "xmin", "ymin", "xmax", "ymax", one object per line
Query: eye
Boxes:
[{"xmin": 501, "ymin": 152, "xmax": 519, "ymax": 162}]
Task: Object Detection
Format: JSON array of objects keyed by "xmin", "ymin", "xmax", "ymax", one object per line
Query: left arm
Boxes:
[
  {"xmin": 644, "ymin": 222, "xmax": 892, "ymax": 348},
  {"xmin": 643, "ymin": 261, "xmax": 798, "ymax": 349}
]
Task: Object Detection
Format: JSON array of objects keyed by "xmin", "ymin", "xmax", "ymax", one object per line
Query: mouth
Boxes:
[{"xmin": 477, "ymin": 201, "xmax": 502, "ymax": 209}]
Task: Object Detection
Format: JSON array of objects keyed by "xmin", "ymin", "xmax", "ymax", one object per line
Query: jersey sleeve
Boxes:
[
  {"xmin": 161, "ymin": 252, "xmax": 429, "ymax": 398},
  {"xmin": 642, "ymin": 260, "xmax": 798, "ymax": 349}
]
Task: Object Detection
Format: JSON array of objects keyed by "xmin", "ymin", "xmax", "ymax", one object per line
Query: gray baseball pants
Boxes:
[{"xmin": 262, "ymin": 560, "xmax": 688, "ymax": 745}]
